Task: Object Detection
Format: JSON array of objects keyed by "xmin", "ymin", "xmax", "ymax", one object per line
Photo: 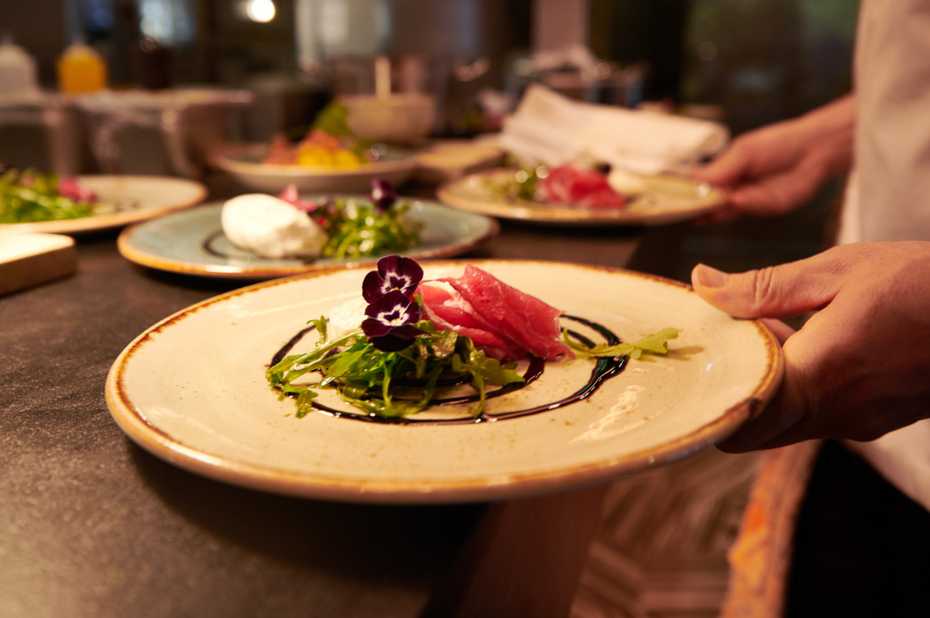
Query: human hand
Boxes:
[
  {"xmin": 691, "ymin": 242, "xmax": 930, "ymax": 452},
  {"xmin": 695, "ymin": 97, "xmax": 854, "ymax": 221}
]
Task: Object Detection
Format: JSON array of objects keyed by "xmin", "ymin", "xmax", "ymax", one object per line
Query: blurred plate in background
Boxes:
[
  {"xmin": 210, "ymin": 143, "xmax": 418, "ymax": 193},
  {"xmin": 0, "ymin": 175, "xmax": 206, "ymax": 235},
  {"xmin": 438, "ymin": 168, "xmax": 725, "ymax": 227},
  {"xmin": 117, "ymin": 198, "xmax": 498, "ymax": 279}
]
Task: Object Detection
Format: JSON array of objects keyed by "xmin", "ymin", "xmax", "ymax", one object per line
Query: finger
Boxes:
[
  {"xmin": 762, "ymin": 389, "xmax": 929, "ymax": 448},
  {"xmin": 717, "ymin": 338, "xmax": 811, "ymax": 452},
  {"xmin": 726, "ymin": 153, "xmax": 828, "ymax": 216},
  {"xmin": 717, "ymin": 375, "xmax": 808, "ymax": 452},
  {"xmin": 690, "ymin": 250, "xmax": 850, "ymax": 319},
  {"xmin": 761, "ymin": 318, "xmax": 795, "ymax": 343},
  {"xmin": 692, "ymin": 144, "xmax": 749, "ymax": 187}
]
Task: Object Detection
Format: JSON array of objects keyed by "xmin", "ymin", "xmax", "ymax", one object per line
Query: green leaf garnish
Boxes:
[
  {"xmin": 307, "ymin": 315, "xmax": 329, "ymax": 342},
  {"xmin": 563, "ymin": 327, "xmax": 680, "ymax": 360},
  {"xmin": 0, "ymin": 168, "xmax": 98, "ymax": 223},
  {"xmin": 317, "ymin": 198, "xmax": 421, "ymax": 260},
  {"xmin": 269, "ymin": 314, "xmax": 678, "ymax": 420}
]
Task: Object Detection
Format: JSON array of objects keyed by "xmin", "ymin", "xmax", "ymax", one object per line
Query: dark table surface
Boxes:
[{"xmin": 0, "ymin": 176, "xmax": 830, "ymax": 617}]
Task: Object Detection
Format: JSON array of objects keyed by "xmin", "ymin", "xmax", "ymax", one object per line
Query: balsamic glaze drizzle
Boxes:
[
  {"xmin": 202, "ymin": 230, "xmax": 229, "ymax": 259},
  {"xmin": 269, "ymin": 314, "xmax": 627, "ymax": 425}
]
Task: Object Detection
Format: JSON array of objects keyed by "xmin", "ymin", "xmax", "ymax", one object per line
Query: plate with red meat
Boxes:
[
  {"xmin": 438, "ymin": 165, "xmax": 725, "ymax": 226},
  {"xmin": 106, "ymin": 257, "xmax": 782, "ymax": 503}
]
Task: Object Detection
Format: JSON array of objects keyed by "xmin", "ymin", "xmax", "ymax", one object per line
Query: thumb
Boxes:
[{"xmin": 691, "ymin": 251, "xmax": 849, "ymax": 319}]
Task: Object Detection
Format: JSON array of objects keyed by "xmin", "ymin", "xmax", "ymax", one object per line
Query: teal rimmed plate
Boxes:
[{"xmin": 118, "ymin": 199, "xmax": 499, "ymax": 279}]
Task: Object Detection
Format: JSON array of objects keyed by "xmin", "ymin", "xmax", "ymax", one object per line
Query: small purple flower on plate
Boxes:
[
  {"xmin": 370, "ymin": 179, "xmax": 397, "ymax": 211},
  {"xmin": 362, "ymin": 255, "xmax": 424, "ymax": 304},
  {"xmin": 362, "ymin": 290, "xmax": 421, "ymax": 351}
]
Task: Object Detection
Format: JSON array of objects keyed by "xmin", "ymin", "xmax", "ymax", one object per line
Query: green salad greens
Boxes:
[
  {"xmin": 266, "ymin": 254, "xmax": 682, "ymax": 421},
  {"xmin": 485, "ymin": 166, "xmax": 543, "ymax": 202},
  {"xmin": 267, "ymin": 317, "xmax": 524, "ymax": 418},
  {"xmin": 316, "ymin": 197, "xmax": 421, "ymax": 260},
  {"xmin": 0, "ymin": 168, "xmax": 98, "ymax": 223}
]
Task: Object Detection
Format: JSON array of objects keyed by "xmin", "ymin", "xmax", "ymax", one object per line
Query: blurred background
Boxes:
[
  {"xmin": 2, "ymin": 0, "xmax": 859, "ymax": 271},
  {"xmin": 5, "ymin": 0, "xmax": 858, "ymax": 137}
]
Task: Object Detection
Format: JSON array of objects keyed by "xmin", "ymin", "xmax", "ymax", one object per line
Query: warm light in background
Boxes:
[{"xmin": 243, "ymin": 0, "xmax": 277, "ymax": 24}]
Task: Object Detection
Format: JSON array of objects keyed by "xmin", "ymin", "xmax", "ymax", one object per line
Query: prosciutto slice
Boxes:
[
  {"xmin": 418, "ymin": 266, "xmax": 573, "ymax": 361},
  {"xmin": 539, "ymin": 165, "xmax": 626, "ymax": 208}
]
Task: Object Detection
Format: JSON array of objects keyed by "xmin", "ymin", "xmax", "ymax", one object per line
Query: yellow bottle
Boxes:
[{"xmin": 57, "ymin": 42, "xmax": 107, "ymax": 94}]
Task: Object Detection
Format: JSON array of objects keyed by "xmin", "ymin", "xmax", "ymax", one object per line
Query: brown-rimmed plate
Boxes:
[
  {"xmin": 210, "ymin": 143, "xmax": 418, "ymax": 193},
  {"xmin": 438, "ymin": 168, "xmax": 725, "ymax": 226},
  {"xmin": 105, "ymin": 260, "xmax": 782, "ymax": 504},
  {"xmin": 0, "ymin": 175, "xmax": 207, "ymax": 235}
]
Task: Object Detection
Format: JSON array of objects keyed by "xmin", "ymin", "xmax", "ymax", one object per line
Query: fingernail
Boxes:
[{"xmin": 694, "ymin": 264, "xmax": 727, "ymax": 288}]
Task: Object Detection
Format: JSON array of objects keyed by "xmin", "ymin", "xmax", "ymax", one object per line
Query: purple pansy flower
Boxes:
[
  {"xmin": 370, "ymin": 178, "xmax": 397, "ymax": 211},
  {"xmin": 362, "ymin": 255, "xmax": 424, "ymax": 304},
  {"xmin": 362, "ymin": 290, "xmax": 422, "ymax": 351}
]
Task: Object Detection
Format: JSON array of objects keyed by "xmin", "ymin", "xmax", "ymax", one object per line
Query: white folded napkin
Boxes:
[{"xmin": 500, "ymin": 84, "xmax": 729, "ymax": 175}]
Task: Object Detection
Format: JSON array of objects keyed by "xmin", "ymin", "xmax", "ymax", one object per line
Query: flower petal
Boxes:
[
  {"xmin": 391, "ymin": 323, "xmax": 422, "ymax": 340},
  {"xmin": 371, "ymin": 179, "xmax": 397, "ymax": 211},
  {"xmin": 370, "ymin": 334, "xmax": 414, "ymax": 352},
  {"xmin": 362, "ymin": 318, "xmax": 391, "ymax": 338},
  {"xmin": 366, "ymin": 290, "xmax": 408, "ymax": 317},
  {"xmin": 375, "ymin": 255, "xmax": 424, "ymax": 297},
  {"xmin": 406, "ymin": 301, "xmax": 421, "ymax": 324},
  {"xmin": 362, "ymin": 271, "xmax": 385, "ymax": 304},
  {"xmin": 376, "ymin": 255, "xmax": 400, "ymax": 279}
]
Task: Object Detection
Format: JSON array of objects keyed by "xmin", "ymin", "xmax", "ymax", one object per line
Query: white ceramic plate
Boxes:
[
  {"xmin": 438, "ymin": 169, "xmax": 725, "ymax": 226},
  {"xmin": 105, "ymin": 261, "xmax": 781, "ymax": 504},
  {"xmin": 0, "ymin": 176, "xmax": 207, "ymax": 234},
  {"xmin": 211, "ymin": 143, "xmax": 418, "ymax": 193}
]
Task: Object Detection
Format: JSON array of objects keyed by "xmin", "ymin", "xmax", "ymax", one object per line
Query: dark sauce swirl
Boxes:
[{"xmin": 269, "ymin": 315, "xmax": 627, "ymax": 425}]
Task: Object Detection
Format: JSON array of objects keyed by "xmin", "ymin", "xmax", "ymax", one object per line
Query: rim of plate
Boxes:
[
  {"xmin": 438, "ymin": 170, "xmax": 726, "ymax": 227},
  {"xmin": 105, "ymin": 260, "xmax": 783, "ymax": 504},
  {"xmin": 212, "ymin": 146, "xmax": 417, "ymax": 178},
  {"xmin": 0, "ymin": 175, "xmax": 207, "ymax": 235},
  {"xmin": 116, "ymin": 202, "xmax": 500, "ymax": 279}
]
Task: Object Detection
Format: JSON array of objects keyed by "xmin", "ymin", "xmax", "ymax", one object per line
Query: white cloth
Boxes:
[
  {"xmin": 499, "ymin": 84, "xmax": 729, "ymax": 174},
  {"xmin": 839, "ymin": 0, "xmax": 930, "ymax": 511}
]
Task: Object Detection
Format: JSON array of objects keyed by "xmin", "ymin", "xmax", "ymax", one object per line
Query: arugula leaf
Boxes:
[
  {"xmin": 564, "ymin": 328, "xmax": 680, "ymax": 360},
  {"xmin": 318, "ymin": 198, "xmax": 421, "ymax": 260},
  {"xmin": 0, "ymin": 168, "xmax": 97, "ymax": 223},
  {"xmin": 307, "ymin": 315, "xmax": 329, "ymax": 342}
]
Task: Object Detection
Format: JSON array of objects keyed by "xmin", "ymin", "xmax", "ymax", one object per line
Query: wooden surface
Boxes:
[
  {"xmin": 0, "ymin": 175, "xmax": 831, "ymax": 617},
  {"xmin": 0, "ymin": 233, "xmax": 76, "ymax": 296}
]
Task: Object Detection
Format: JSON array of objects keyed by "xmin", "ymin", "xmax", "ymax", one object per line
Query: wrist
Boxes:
[{"xmin": 795, "ymin": 95, "xmax": 856, "ymax": 141}]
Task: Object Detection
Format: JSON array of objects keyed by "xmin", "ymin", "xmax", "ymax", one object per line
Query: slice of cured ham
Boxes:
[
  {"xmin": 539, "ymin": 165, "xmax": 626, "ymax": 208},
  {"xmin": 418, "ymin": 266, "xmax": 573, "ymax": 361}
]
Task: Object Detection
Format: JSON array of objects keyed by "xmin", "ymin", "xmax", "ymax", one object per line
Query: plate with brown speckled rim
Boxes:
[
  {"xmin": 0, "ymin": 176, "xmax": 206, "ymax": 235},
  {"xmin": 105, "ymin": 260, "xmax": 781, "ymax": 504},
  {"xmin": 438, "ymin": 168, "xmax": 725, "ymax": 226},
  {"xmin": 211, "ymin": 143, "xmax": 418, "ymax": 194}
]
